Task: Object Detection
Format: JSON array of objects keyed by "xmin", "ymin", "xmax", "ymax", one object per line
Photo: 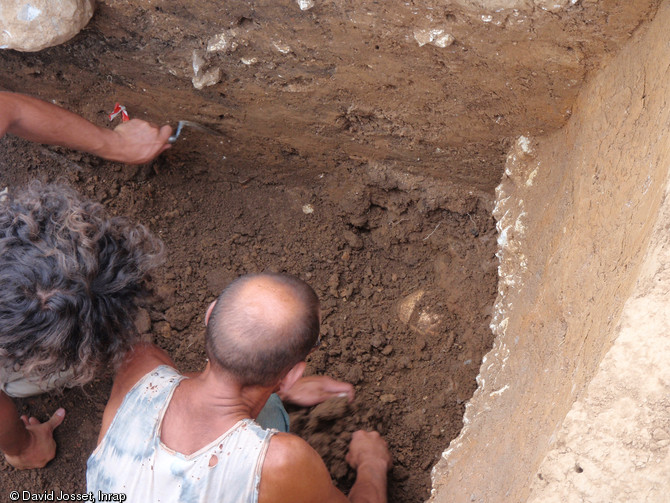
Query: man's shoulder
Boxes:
[
  {"xmin": 264, "ymin": 432, "xmax": 316, "ymax": 468},
  {"xmin": 113, "ymin": 344, "xmax": 177, "ymax": 397},
  {"xmin": 96, "ymin": 344, "xmax": 177, "ymax": 443},
  {"xmin": 130, "ymin": 365, "xmax": 182, "ymax": 395},
  {"xmin": 259, "ymin": 433, "xmax": 348, "ymax": 503}
]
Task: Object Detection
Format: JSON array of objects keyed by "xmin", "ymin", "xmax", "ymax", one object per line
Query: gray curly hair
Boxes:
[{"xmin": 0, "ymin": 182, "xmax": 164, "ymax": 388}]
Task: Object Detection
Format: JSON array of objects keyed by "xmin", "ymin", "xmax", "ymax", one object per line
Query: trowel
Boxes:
[{"xmin": 168, "ymin": 120, "xmax": 223, "ymax": 143}]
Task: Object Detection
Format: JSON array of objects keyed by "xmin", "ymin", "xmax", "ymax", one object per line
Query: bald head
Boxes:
[{"xmin": 205, "ymin": 273, "xmax": 320, "ymax": 387}]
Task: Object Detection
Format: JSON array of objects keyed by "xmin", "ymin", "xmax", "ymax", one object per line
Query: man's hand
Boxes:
[
  {"xmin": 0, "ymin": 92, "xmax": 173, "ymax": 165},
  {"xmin": 345, "ymin": 431, "xmax": 392, "ymax": 503},
  {"xmin": 346, "ymin": 430, "xmax": 392, "ymax": 472},
  {"xmin": 4, "ymin": 408, "xmax": 65, "ymax": 470},
  {"xmin": 278, "ymin": 376, "xmax": 354, "ymax": 407},
  {"xmin": 107, "ymin": 120, "xmax": 173, "ymax": 164}
]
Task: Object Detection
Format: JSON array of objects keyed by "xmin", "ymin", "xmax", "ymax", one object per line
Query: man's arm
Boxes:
[
  {"xmin": 0, "ymin": 92, "xmax": 172, "ymax": 164},
  {"xmin": 0, "ymin": 390, "xmax": 65, "ymax": 469},
  {"xmin": 345, "ymin": 431, "xmax": 392, "ymax": 503},
  {"xmin": 278, "ymin": 375, "xmax": 355, "ymax": 406},
  {"xmin": 259, "ymin": 430, "xmax": 391, "ymax": 503},
  {"xmin": 97, "ymin": 343, "xmax": 175, "ymax": 443}
]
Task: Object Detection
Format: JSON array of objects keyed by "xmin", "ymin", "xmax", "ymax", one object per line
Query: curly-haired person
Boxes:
[{"xmin": 0, "ymin": 182, "xmax": 164, "ymax": 470}]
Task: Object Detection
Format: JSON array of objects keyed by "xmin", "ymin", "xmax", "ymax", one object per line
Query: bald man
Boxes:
[
  {"xmin": 0, "ymin": 91, "xmax": 172, "ymax": 164},
  {"xmin": 87, "ymin": 273, "xmax": 391, "ymax": 503}
]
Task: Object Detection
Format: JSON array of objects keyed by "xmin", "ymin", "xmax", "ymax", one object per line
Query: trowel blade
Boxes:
[{"xmin": 168, "ymin": 120, "xmax": 223, "ymax": 143}]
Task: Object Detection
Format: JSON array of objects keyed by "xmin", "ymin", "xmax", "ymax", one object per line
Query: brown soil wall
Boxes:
[{"xmin": 1, "ymin": 0, "xmax": 659, "ymax": 193}]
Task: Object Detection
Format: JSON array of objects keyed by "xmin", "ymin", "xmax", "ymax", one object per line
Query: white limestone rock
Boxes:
[
  {"xmin": 535, "ymin": 0, "xmax": 576, "ymax": 11},
  {"xmin": 0, "ymin": 0, "xmax": 95, "ymax": 52},
  {"xmin": 191, "ymin": 49, "xmax": 221, "ymax": 90},
  {"xmin": 413, "ymin": 28, "xmax": 455, "ymax": 48},
  {"xmin": 297, "ymin": 0, "xmax": 315, "ymax": 11}
]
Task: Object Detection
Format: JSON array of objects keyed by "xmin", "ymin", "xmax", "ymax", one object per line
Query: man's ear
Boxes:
[
  {"xmin": 204, "ymin": 300, "xmax": 217, "ymax": 326},
  {"xmin": 278, "ymin": 361, "xmax": 306, "ymax": 395}
]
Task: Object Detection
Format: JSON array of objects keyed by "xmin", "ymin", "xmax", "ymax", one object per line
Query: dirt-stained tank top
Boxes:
[{"xmin": 87, "ymin": 365, "xmax": 276, "ymax": 503}]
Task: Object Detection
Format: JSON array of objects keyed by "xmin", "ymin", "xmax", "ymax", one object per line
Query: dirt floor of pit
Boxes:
[{"xmin": 0, "ymin": 129, "xmax": 497, "ymax": 502}]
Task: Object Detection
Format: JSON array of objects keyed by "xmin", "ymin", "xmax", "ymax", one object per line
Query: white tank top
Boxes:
[{"xmin": 87, "ymin": 366, "xmax": 276, "ymax": 503}]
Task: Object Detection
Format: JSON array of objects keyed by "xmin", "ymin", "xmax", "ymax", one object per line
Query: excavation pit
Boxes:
[{"xmin": 1, "ymin": 1, "xmax": 668, "ymax": 502}]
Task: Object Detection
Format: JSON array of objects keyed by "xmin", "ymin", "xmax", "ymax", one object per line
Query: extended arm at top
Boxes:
[{"xmin": 0, "ymin": 92, "xmax": 172, "ymax": 164}]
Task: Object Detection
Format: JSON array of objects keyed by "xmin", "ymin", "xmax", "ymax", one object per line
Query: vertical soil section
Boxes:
[{"xmin": 0, "ymin": 0, "xmax": 659, "ymax": 192}]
